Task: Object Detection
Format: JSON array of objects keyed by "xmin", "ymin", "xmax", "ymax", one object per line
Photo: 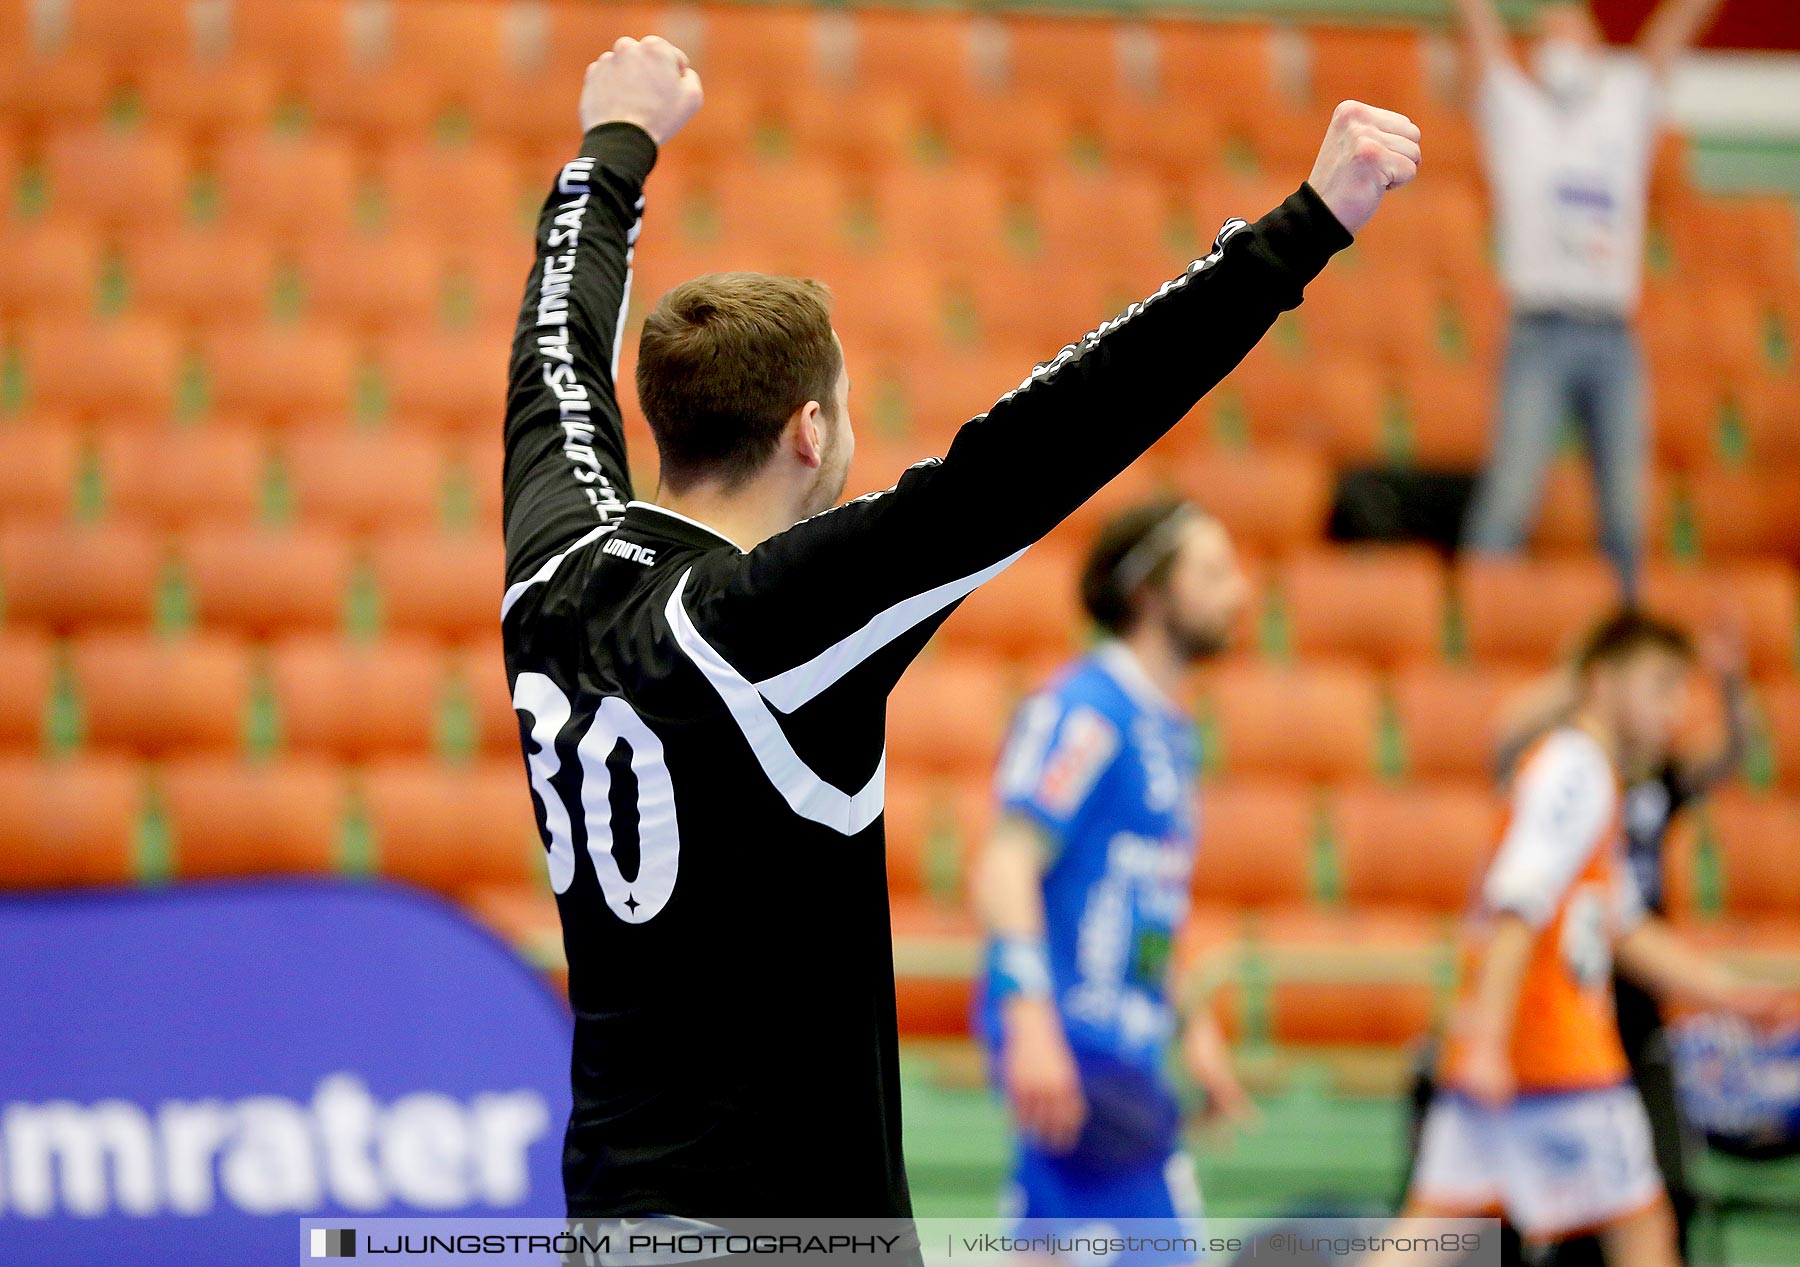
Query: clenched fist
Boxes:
[
  {"xmin": 1306, "ymin": 100, "xmax": 1421, "ymax": 235},
  {"xmin": 578, "ymin": 35, "xmax": 704, "ymax": 145}
]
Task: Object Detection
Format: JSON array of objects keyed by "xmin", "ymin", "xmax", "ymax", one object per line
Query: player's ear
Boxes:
[{"xmin": 788, "ymin": 400, "xmax": 825, "ymax": 470}]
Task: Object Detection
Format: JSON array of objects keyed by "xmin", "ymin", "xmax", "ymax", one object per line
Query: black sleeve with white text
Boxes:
[{"xmin": 502, "ymin": 123, "xmax": 654, "ymax": 588}]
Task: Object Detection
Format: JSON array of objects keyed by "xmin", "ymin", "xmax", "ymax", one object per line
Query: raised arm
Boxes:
[
  {"xmin": 1639, "ymin": 0, "xmax": 1727, "ymax": 78},
  {"xmin": 1454, "ymin": 0, "xmax": 1516, "ymax": 75},
  {"xmin": 501, "ymin": 37, "xmax": 703, "ymax": 586},
  {"xmin": 691, "ymin": 103, "xmax": 1418, "ymax": 693}
]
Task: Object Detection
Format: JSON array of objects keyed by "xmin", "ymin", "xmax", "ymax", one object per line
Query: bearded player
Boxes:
[{"xmin": 971, "ymin": 501, "xmax": 1254, "ymax": 1253}]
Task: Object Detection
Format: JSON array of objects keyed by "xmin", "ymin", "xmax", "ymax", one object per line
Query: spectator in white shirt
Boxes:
[{"xmin": 1457, "ymin": 0, "xmax": 1727, "ymax": 598}]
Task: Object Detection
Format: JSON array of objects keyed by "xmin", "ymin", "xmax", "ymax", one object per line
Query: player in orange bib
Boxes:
[{"xmin": 1373, "ymin": 612, "xmax": 1791, "ymax": 1266}]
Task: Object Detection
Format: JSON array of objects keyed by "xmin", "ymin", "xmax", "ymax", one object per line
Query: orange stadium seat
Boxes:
[
  {"xmin": 224, "ymin": 0, "xmax": 356, "ymax": 69},
  {"xmin": 772, "ymin": 86, "xmax": 920, "ymax": 175},
  {"xmin": 384, "ymin": 0, "xmax": 523, "ymax": 80},
  {"xmin": 1205, "ymin": 662, "xmax": 1381, "ymax": 781},
  {"xmin": 1649, "ymin": 368, "xmax": 1727, "ymax": 470},
  {"xmin": 1391, "ymin": 662, "xmax": 1537, "ymax": 781},
  {"xmin": 163, "ymin": 757, "xmax": 346, "ymax": 879},
  {"xmin": 883, "ymin": 771, "xmax": 989, "ymax": 902},
  {"xmin": 136, "ymin": 59, "xmax": 281, "ymax": 135},
  {"xmin": 1685, "ymin": 469, "xmax": 1800, "ymax": 561},
  {"xmin": 1282, "ymin": 546, "xmax": 1446, "ymax": 665},
  {"xmin": 1335, "ymin": 781, "xmax": 1499, "ymax": 911},
  {"xmin": 0, "ymin": 757, "xmax": 141, "ymax": 887},
  {"xmin": 1305, "ymin": 26, "xmax": 1432, "ymax": 115},
  {"xmin": 1402, "ymin": 361, "xmax": 1497, "ymax": 469},
  {"xmin": 213, "ymin": 133, "xmax": 361, "ymax": 240},
  {"xmin": 1302, "ymin": 262, "xmax": 1436, "ymax": 370},
  {"xmin": 200, "ymin": 322, "xmax": 358, "ymax": 422},
  {"xmin": 953, "ymin": 253, "xmax": 1099, "ymax": 353},
  {"xmin": 894, "ymin": 347, "xmax": 1035, "ymax": 444},
  {"xmin": 1001, "ymin": 14, "xmax": 1131, "ymax": 103},
  {"xmin": 120, "ymin": 224, "xmax": 279, "ymax": 325},
  {"xmin": 1302, "ymin": 354, "xmax": 1388, "ymax": 463},
  {"xmin": 97, "ymin": 426, "xmax": 266, "ymax": 527},
  {"xmin": 375, "ymin": 328, "xmax": 510, "ymax": 430},
  {"xmin": 282, "ymin": 429, "xmax": 446, "ymax": 533},
  {"xmin": 380, "ymin": 143, "xmax": 529, "ymax": 245},
  {"xmin": 464, "ymin": 71, "xmax": 579, "ymax": 150},
  {"xmin": 0, "ymin": 51, "xmax": 113, "ymax": 130},
  {"xmin": 1032, "ymin": 168, "xmax": 1175, "ymax": 276},
  {"xmin": 851, "ymin": 9, "xmax": 978, "ymax": 101},
  {"xmin": 0, "ymin": 630, "xmax": 54, "ymax": 753},
  {"xmin": 1152, "ymin": 20, "xmax": 1280, "ymax": 126},
  {"xmin": 1092, "ymin": 97, "xmax": 1225, "ymax": 188},
  {"xmin": 1739, "ymin": 373, "xmax": 1800, "ymax": 469},
  {"xmin": 1529, "ymin": 460, "xmax": 1673, "ymax": 557},
  {"xmin": 1762, "ymin": 679, "xmax": 1800, "ymax": 792},
  {"xmin": 829, "ymin": 257, "xmax": 947, "ymax": 361},
  {"xmin": 21, "ymin": 317, "xmax": 181, "ymax": 417},
  {"xmin": 1458, "ymin": 556, "xmax": 1620, "ymax": 664},
  {"xmin": 369, "ymin": 530, "xmax": 505, "ymax": 640},
  {"xmin": 0, "ymin": 221, "xmax": 103, "ymax": 320},
  {"xmin": 180, "ymin": 525, "xmax": 353, "ymax": 636},
  {"xmin": 453, "ymin": 437, "xmax": 505, "ymax": 532},
  {"xmin": 1643, "ymin": 562, "xmax": 1798, "ymax": 677},
  {"xmin": 437, "ymin": 241, "xmax": 539, "ymax": 333},
  {"xmin": 0, "ymin": 419, "xmax": 80, "ymax": 521},
  {"xmin": 886, "ymin": 652, "xmax": 1011, "ymax": 778},
  {"xmin": 1254, "ymin": 908, "xmax": 1444, "ymax": 1047},
  {"xmin": 542, "ymin": 2, "xmax": 675, "ymax": 82},
  {"xmin": 0, "ymin": 523, "xmax": 161, "ymax": 630},
  {"xmin": 69, "ymin": 633, "xmax": 251, "ymax": 756},
  {"xmin": 706, "ymin": 159, "xmax": 855, "ymax": 264},
  {"xmin": 364, "ymin": 759, "xmax": 547, "ymax": 893},
  {"xmin": 1358, "ymin": 180, "xmax": 1491, "ymax": 289},
  {"xmin": 694, "ymin": 5, "xmax": 827, "ymax": 92},
  {"xmin": 296, "ymin": 231, "xmax": 443, "ymax": 332},
  {"xmin": 938, "ymin": 542, "xmax": 1087, "ymax": 662},
  {"xmin": 44, "ymin": 127, "xmax": 192, "ymax": 229},
  {"xmin": 270, "ymin": 635, "xmax": 447, "ymax": 759},
  {"xmin": 451, "ymin": 637, "xmax": 520, "ymax": 756},
  {"xmin": 934, "ymin": 92, "xmax": 1074, "ymax": 183},
  {"xmin": 1189, "ymin": 779, "xmax": 1315, "ymax": 910},
  {"xmin": 1174, "ymin": 447, "xmax": 1332, "ymax": 556},
  {"xmin": 872, "ymin": 163, "xmax": 1010, "ymax": 272},
  {"xmin": 1707, "ymin": 793, "xmax": 1800, "ymax": 920}
]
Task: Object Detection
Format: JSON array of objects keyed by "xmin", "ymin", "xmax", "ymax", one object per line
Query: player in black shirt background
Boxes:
[{"xmin": 500, "ymin": 34, "xmax": 1421, "ymax": 1219}]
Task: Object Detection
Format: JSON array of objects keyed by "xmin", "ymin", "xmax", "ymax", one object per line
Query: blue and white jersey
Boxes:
[{"xmin": 978, "ymin": 642, "xmax": 1201, "ymax": 1074}]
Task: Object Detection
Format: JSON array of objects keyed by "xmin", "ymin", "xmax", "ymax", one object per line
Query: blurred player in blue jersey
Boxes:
[{"xmin": 972, "ymin": 499, "xmax": 1254, "ymax": 1256}]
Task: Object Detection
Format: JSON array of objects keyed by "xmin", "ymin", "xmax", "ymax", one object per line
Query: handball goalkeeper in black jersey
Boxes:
[{"xmin": 500, "ymin": 34, "xmax": 1420, "ymax": 1220}]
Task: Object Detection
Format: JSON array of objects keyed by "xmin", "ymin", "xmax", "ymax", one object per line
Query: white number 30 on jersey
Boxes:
[{"xmin": 512, "ymin": 672, "xmax": 679, "ymax": 923}]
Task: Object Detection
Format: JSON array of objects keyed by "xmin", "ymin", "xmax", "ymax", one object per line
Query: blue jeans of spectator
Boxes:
[{"xmin": 1462, "ymin": 310, "xmax": 1646, "ymax": 597}]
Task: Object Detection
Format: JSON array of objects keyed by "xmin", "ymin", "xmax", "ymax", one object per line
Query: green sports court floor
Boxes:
[{"xmin": 898, "ymin": 1042, "xmax": 1800, "ymax": 1264}]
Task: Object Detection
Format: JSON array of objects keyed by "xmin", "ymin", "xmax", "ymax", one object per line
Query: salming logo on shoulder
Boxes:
[
  {"xmin": 534, "ymin": 156, "xmax": 633, "ymax": 523},
  {"xmin": 602, "ymin": 536, "xmax": 657, "ymax": 566}
]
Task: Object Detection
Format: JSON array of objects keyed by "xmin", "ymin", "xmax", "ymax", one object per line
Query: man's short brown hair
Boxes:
[
  {"xmin": 1575, "ymin": 608, "xmax": 1696, "ymax": 674},
  {"xmin": 636, "ymin": 272, "xmax": 843, "ymax": 493}
]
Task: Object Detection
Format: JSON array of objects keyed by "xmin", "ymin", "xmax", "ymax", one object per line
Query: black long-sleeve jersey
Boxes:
[{"xmin": 500, "ymin": 121, "xmax": 1351, "ymax": 1217}]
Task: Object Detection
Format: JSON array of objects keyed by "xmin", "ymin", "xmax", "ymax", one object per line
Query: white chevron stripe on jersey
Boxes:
[
  {"xmin": 667, "ymin": 570, "xmax": 887, "ymax": 836},
  {"xmin": 754, "ymin": 546, "xmax": 1026, "ymax": 713},
  {"xmin": 499, "ymin": 524, "xmax": 609, "ymax": 621}
]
